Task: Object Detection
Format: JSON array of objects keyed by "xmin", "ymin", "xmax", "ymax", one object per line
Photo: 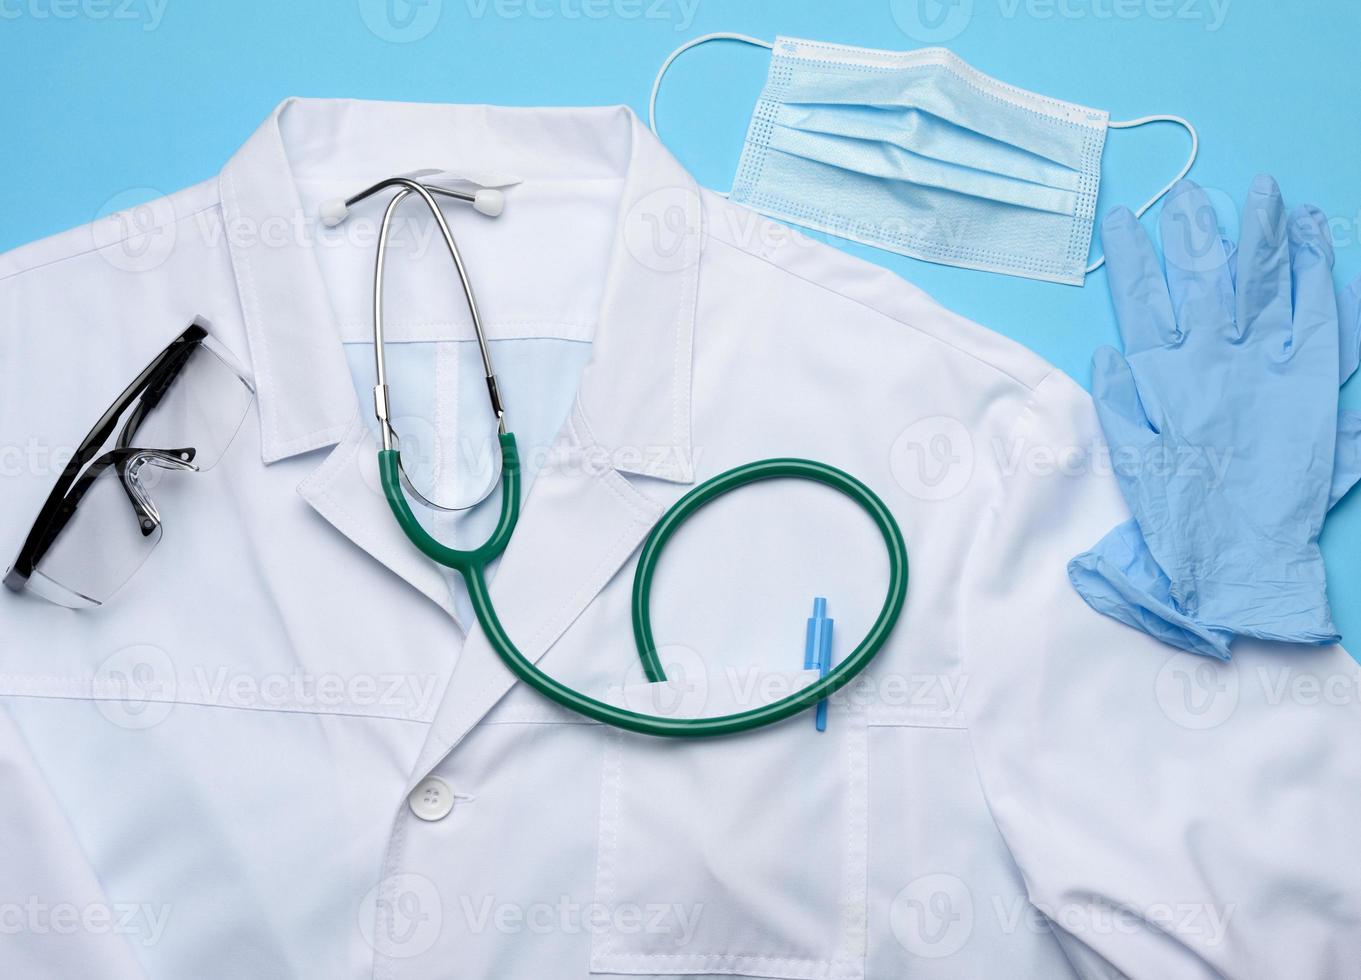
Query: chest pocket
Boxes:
[{"xmin": 589, "ymin": 669, "xmax": 869, "ymax": 980}]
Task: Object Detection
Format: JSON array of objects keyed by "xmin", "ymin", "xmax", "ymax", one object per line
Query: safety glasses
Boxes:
[{"xmin": 4, "ymin": 319, "xmax": 255, "ymax": 608}]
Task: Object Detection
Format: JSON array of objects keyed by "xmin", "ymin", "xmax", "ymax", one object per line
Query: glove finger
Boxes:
[
  {"xmin": 1234, "ymin": 175, "xmax": 1292, "ymax": 345},
  {"xmin": 1329, "ymin": 410, "xmax": 1361, "ymax": 510},
  {"xmin": 1287, "ymin": 204, "xmax": 1339, "ymax": 360},
  {"xmin": 1102, "ymin": 206, "xmax": 1178, "ymax": 354},
  {"xmin": 1341, "ymin": 274, "xmax": 1361, "ymax": 385},
  {"xmin": 1160, "ymin": 180, "xmax": 1234, "ymax": 336},
  {"xmin": 1092, "ymin": 346, "xmax": 1160, "ymax": 452}
]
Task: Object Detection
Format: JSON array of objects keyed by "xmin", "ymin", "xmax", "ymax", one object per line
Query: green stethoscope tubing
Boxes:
[
  {"xmin": 349, "ymin": 174, "xmax": 909, "ymax": 737},
  {"xmin": 380, "ymin": 433, "xmax": 909, "ymax": 738}
]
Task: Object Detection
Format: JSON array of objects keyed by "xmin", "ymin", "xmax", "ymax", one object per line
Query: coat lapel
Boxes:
[
  {"xmin": 406, "ymin": 406, "xmax": 664, "ymax": 788},
  {"xmin": 216, "ymin": 100, "xmax": 706, "ymax": 785},
  {"xmin": 297, "ymin": 414, "xmax": 460, "ymax": 617}
]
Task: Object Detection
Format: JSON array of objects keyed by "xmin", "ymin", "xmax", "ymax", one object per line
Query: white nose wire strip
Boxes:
[
  {"xmin": 648, "ymin": 31, "xmax": 774, "ymax": 199},
  {"xmin": 1086, "ymin": 114, "xmax": 1199, "ymax": 273}
]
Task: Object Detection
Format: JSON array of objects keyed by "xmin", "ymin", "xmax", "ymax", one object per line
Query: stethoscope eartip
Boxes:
[
  {"xmin": 473, "ymin": 188, "xmax": 504, "ymax": 218},
  {"xmin": 319, "ymin": 198, "xmax": 350, "ymax": 227}
]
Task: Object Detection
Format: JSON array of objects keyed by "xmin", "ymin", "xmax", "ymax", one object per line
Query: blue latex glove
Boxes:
[
  {"xmin": 1072, "ymin": 436, "xmax": 1361, "ymax": 658},
  {"xmin": 1073, "ymin": 261, "xmax": 1361, "ymax": 659},
  {"xmin": 1069, "ymin": 177, "xmax": 1359, "ymax": 657}
]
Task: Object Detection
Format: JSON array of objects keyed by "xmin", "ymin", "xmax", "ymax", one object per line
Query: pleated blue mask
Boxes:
[{"xmin": 650, "ymin": 34, "xmax": 1197, "ymax": 286}]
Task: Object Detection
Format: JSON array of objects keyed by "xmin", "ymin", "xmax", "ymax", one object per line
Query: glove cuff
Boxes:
[
  {"xmin": 1068, "ymin": 522, "xmax": 1233, "ymax": 660},
  {"xmin": 1188, "ymin": 558, "xmax": 1340, "ymax": 646}
]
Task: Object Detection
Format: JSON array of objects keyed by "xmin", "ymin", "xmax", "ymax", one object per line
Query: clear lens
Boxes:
[
  {"xmin": 19, "ymin": 334, "xmax": 255, "ymax": 608},
  {"xmin": 32, "ymin": 462, "xmax": 166, "ymax": 607},
  {"xmin": 127, "ymin": 340, "xmax": 254, "ymax": 471}
]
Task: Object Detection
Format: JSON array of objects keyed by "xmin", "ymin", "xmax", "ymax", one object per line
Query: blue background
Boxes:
[{"xmin": 2, "ymin": 0, "xmax": 1358, "ymax": 645}]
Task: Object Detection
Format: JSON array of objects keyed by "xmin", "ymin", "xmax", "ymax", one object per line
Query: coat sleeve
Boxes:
[{"xmin": 961, "ymin": 369, "xmax": 1361, "ymax": 980}]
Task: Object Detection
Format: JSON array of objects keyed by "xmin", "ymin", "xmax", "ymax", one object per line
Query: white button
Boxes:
[{"xmin": 409, "ymin": 777, "xmax": 455, "ymax": 821}]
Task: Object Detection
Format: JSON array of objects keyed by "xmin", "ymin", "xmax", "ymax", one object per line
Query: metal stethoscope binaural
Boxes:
[{"xmin": 322, "ymin": 172, "xmax": 909, "ymax": 738}]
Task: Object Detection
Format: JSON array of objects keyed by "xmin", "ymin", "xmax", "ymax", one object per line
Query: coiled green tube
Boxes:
[{"xmin": 381, "ymin": 432, "xmax": 908, "ymax": 738}]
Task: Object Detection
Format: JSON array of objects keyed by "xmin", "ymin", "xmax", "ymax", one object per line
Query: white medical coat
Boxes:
[{"xmin": 0, "ymin": 99, "xmax": 1357, "ymax": 980}]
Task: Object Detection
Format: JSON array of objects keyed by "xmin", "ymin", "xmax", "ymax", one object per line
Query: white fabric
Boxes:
[{"xmin": 0, "ymin": 99, "xmax": 1357, "ymax": 980}]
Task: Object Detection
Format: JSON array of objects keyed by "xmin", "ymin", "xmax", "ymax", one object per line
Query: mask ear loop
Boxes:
[
  {"xmin": 1086, "ymin": 114, "xmax": 1199, "ymax": 274},
  {"xmin": 648, "ymin": 31, "xmax": 774, "ymax": 198}
]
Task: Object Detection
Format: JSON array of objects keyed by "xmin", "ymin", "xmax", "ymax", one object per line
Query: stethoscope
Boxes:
[{"xmin": 322, "ymin": 172, "xmax": 909, "ymax": 738}]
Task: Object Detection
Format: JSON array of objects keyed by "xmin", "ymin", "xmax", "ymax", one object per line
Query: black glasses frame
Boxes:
[{"xmin": 4, "ymin": 323, "xmax": 209, "ymax": 593}]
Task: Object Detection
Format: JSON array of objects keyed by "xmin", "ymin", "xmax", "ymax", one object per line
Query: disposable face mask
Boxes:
[{"xmin": 650, "ymin": 34, "xmax": 1197, "ymax": 285}]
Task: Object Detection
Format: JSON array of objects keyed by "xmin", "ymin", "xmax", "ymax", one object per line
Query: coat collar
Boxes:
[{"xmin": 217, "ymin": 97, "xmax": 699, "ymax": 482}]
